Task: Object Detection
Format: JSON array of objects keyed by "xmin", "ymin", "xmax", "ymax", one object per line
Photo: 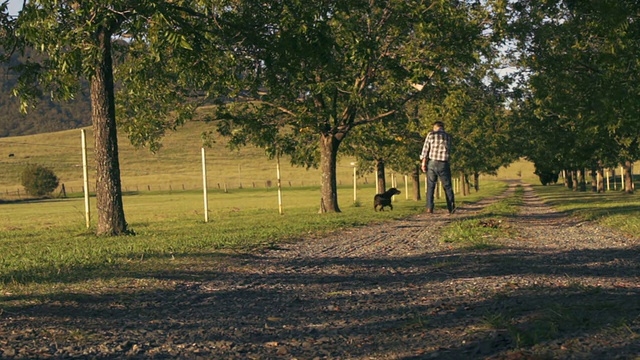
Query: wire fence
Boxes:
[
  {"xmin": 1, "ymin": 176, "xmax": 382, "ymax": 201},
  {"xmin": 2, "ymin": 161, "xmax": 636, "ymax": 202}
]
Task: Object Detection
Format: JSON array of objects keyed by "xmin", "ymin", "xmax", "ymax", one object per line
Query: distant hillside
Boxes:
[
  {"xmin": 0, "ymin": 50, "xmax": 92, "ymax": 138},
  {"xmin": 0, "ymin": 121, "xmax": 362, "ymax": 195}
]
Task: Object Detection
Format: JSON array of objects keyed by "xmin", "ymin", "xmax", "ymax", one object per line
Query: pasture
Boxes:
[
  {"xmin": 0, "ymin": 181, "xmax": 508, "ymax": 294},
  {"xmin": 1, "ymin": 121, "xmax": 638, "ymax": 297},
  {"xmin": 0, "ymin": 121, "xmax": 360, "ymax": 196},
  {"xmin": 0, "ymin": 120, "xmax": 543, "ymax": 200}
]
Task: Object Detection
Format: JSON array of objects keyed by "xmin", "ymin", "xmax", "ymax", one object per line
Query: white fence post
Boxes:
[
  {"xmin": 202, "ymin": 148, "xmax": 209, "ymax": 223},
  {"xmin": 81, "ymin": 129, "xmax": 91, "ymax": 229}
]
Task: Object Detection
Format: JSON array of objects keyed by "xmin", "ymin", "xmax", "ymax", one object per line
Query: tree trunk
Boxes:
[
  {"xmin": 411, "ymin": 165, "xmax": 421, "ymax": 201},
  {"xmin": 623, "ymin": 160, "xmax": 634, "ymax": 194},
  {"xmin": 92, "ymin": 27, "xmax": 129, "ymax": 235},
  {"xmin": 564, "ymin": 170, "xmax": 572, "ymax": 189},
  {"xmin": 473, "ymin": 172, "xmax": 479, "ymax": 192},
  {"xmin": 464, "ymin": 174, "xmax": 470, "ymax": 195},
  {"xmin": 577, "ymin": 169, "xmax": 586, "ymax": 191},
  {"xmin": 318, "ymin": 133, "xmax": 341, "ymax": 213},
  {"xmin": 596, "ymin": 167, "xmax": 605, "ymax": 193},
  {"xmin": 376, "ymin": 159, "xmax": 386, "ymax": 194},
  {"xmin": 572, "ymin": 170, "xmax": 579, "ymax": 191},
  {"xmin": 461, "ymin": 173, "xmax": 468, "ymax": 196},
  {"xmin": 590, "ymin": 169, "xmax": 597, "ymax": 192}
]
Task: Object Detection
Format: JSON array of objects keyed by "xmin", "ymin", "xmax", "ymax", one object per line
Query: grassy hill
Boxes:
[
  {"xmin": 0, "ymin": 119, "xmax": 549, "ymax": 198},
  {"xmin": 1, "ymin": 52, "xmax": 93, "ymax": 138},
  {"xmin": 0, "ymin": 120, "xmax": 361, "ymax": 196}
]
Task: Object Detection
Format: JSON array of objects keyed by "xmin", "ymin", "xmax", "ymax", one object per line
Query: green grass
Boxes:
[
  {"xmin": 441, "ymin": 185, "xmax": 523, "ymax": 249},
  {"xmin": 532, "ymin": 183, "xmax": 640, "ymax": 236},
  {"xmin": 0, "ymin": 119, "xmax": 546, "ymax": 199},
  {"xmin": 0, "ymin": 120, "xmax": 356, "ymax": 196},
  {"xmin": 0, "ymin": 185, "xmax": 398, "ymax": 286},
  {"xmin": 0, "ymin": 180, "xmax": 507, "ymax": 294}
]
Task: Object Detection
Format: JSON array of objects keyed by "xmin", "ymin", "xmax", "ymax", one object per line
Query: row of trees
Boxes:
[
  {"xmin": 506, "ymin": 0, "xmax": 639, "ymax": 193},
  {"xmin": 2, "ymin": 1, "xmax": 637, "ymax": 236}
]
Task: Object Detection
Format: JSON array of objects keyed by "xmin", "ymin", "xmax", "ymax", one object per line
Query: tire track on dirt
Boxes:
[{"xmin": 262, "ymin": 182, "xmax": 516, "ymax": 260}]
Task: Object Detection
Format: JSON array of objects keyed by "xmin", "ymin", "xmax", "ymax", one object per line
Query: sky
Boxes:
[{"xmin": 5, "ymin": 0, "xmax": 22, "ymax": 16}]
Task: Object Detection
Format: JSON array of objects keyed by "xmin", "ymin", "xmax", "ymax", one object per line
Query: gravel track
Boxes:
[{"xmin": 1, "ymin": 181, "xmax": 639, "ymax": 359}]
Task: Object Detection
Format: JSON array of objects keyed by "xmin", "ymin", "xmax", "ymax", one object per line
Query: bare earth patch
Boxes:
[{"xmin": 1, "ymin": 181, "xmax": 639, "ymax": 359}]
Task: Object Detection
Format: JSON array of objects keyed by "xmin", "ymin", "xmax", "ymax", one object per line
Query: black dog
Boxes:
[{"xmin": 374, "ymin": 188, "xmax": 401, "ymax": 211}]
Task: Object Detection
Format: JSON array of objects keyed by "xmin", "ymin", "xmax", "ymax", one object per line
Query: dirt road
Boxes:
[{"xmin": 1, "ymin": 181, "xmax": 639, "ymax": 359}]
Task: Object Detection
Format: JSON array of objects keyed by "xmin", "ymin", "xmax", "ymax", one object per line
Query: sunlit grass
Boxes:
[
  {"xmin": 0, "ymin": 185, "xmax": 399, "ymax": 286},
  {"xmin": 441, "ymin": 185, "xmax": 523, "ymax": 248},
  {"xmin": 0, "ymin": 181, "xmax": 506, "ymax": 294},
  {"xmin": 0, "ymin": 121, "xmax": 355, "ymax": 194}
]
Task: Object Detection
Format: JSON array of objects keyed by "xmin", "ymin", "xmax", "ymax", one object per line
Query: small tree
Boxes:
[{"xmin": 21, "ymin": 164, "xmax": 59, "ymax": 197}]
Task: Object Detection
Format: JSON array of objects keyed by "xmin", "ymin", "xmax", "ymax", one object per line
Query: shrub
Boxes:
[{"xmin": 21, "ymin": 164, "xmax": 60, "ymax": 197}]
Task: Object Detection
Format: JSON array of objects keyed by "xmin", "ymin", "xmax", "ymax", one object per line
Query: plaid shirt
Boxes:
[{"xmin": 420, "ymin": 130, "xmax": 451, "ymax": 162}]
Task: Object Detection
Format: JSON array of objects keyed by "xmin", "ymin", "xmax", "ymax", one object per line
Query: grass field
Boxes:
[
  {"xmin": 0, "ymin": 181, "xmax": 508, "ymax": 291},
  {"xmin": 532, "ymin": 183, "xmax": 640, "ymax": 236},
  {"xmin": 1, "ymin": 123, "xmax": 639, "ymax": 294},
  {"xmin": 0, "ymin": 120, "xmax": 547, "ymax": 199},
  {"xmin": 0, "ymin": 121, "xmax": 359, "ymax": 196}
]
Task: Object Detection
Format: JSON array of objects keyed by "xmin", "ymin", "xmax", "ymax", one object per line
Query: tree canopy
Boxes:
[
  {"xmin": 208, "ymin": 0, "xmax": 490, "ymax": 212},
  {"xmin": 507, "ymin": 0, "xmax": 640, "ymax": 192}
]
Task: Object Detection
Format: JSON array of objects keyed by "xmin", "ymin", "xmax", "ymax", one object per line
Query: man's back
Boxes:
[{"xmin": 424, "ymin": 129, "xmax": 451, "ymax": 162}]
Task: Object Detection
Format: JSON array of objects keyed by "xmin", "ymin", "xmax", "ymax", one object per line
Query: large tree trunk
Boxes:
[
  {"xmin": 411, "ymin": 165, "xmax": 421, "ymax": 201},
  {"xmin": 623, "ymin": 160, "xmax": 634, "ymax": 194},
  {"xmin": 376, "ymin": 159, "xmax": 386, "ymax": 194},
  {"xmin": 318, "ymin": 133, "xmax": 341, "ymax": 213},
  {"xmin": 590, "ymin": 169, "xmax": 597, "ymax": 192},
  {"xmin": 473, "ymin": 172, "xmax": 480, "ymax": 192},
  {"xmin": 92, "ymin": 27, "xmax": 129, "ymax": 235}
]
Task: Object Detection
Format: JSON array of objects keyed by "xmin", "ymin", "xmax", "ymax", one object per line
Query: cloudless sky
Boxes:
[{"xmin": 5, "ymin": 0, "xmax": 23, "ymax": 16}]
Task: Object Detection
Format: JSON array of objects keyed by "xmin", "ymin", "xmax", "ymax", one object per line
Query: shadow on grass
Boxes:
[{"xmin": 534, "ymin": 187, "xmax": 640, "ymax": 224}]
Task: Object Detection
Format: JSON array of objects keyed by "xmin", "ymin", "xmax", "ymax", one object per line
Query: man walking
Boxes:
[{"xmin": 420, "ymin": 121, "xmax": 455, "ymax": 214}]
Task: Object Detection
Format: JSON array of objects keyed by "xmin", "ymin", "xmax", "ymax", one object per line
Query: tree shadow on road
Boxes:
[{"xmin": 2, "ymin": 243, "xmax": 639, "ymax": 359}]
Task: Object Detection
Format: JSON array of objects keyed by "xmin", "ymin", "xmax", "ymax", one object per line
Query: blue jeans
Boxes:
[{"xmin": 427, "ymin": 160, "xmax": 455, "ymax": 213}]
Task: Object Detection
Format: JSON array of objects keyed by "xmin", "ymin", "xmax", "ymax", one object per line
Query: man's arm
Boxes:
[{"xmin": 420, "ymin": 133, "xmax": 431, "ymax": 172}]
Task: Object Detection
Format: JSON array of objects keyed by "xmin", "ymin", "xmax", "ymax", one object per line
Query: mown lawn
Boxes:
[{"xmin": 0, "ymin": 182, "xmax": 507, "ymax": 295}]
